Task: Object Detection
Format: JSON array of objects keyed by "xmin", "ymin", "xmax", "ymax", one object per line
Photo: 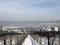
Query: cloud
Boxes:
[{"xmin": 0, "ymin": 0, "xmax": 60, "ymax": 21}]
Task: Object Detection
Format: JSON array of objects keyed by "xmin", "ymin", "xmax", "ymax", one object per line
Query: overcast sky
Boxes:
[{"xmin": 0, "ymin": 0, "xmax": 60, "ymax": 21}]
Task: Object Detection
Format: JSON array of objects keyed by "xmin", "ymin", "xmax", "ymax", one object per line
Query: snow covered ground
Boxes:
[{"xmin": 22, "ymin": 35, "xmax": 38, "ymax": 45}]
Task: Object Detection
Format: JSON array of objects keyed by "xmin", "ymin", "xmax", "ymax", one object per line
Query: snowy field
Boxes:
[{"xmin": 22, "ymin": 35, "xmax": 38, "ymax": 45}]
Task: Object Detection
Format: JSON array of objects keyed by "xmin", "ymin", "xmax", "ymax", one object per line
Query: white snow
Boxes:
[{"xmin": 22, "ymin": 35, "xmax": 38, "ymax": 45}]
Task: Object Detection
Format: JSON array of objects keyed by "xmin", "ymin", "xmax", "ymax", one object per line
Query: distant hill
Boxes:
[
  {"xmin": 55, "ymin": 20, "xmax": 60, "ymax": 23},
  {"xmin": 0, "ymin": 20, "xmax": 60, "ymax": 25}
]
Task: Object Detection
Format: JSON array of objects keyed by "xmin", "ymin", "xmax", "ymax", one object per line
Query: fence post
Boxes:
[{"xmin": 4, "ymin": 36, "xmax": 6, "ymax": 45}]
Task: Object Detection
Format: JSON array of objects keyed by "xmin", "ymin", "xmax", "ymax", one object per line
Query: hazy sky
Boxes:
[{"xmin": 0, "ymin": 0, "xmax": 60, "ymax": 21}]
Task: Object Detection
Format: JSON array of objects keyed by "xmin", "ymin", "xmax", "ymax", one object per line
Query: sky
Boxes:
[{"xmin": 0, "ymin": 0, "xmax": 60, "ymax": 21}]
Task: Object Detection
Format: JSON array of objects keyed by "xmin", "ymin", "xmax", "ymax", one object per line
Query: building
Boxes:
[
  {"xmin": 46, "ymin": 26, "xmax": 58, "ymax": 32},
  {"xmin": 55, "ymin": 27, "xmax": 58, "ymax": 32}
]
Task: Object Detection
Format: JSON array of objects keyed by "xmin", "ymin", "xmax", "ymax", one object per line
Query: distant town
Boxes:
[{"xmin": 0, "ymin": 22, "xmax": 60, "ymax": 34}]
